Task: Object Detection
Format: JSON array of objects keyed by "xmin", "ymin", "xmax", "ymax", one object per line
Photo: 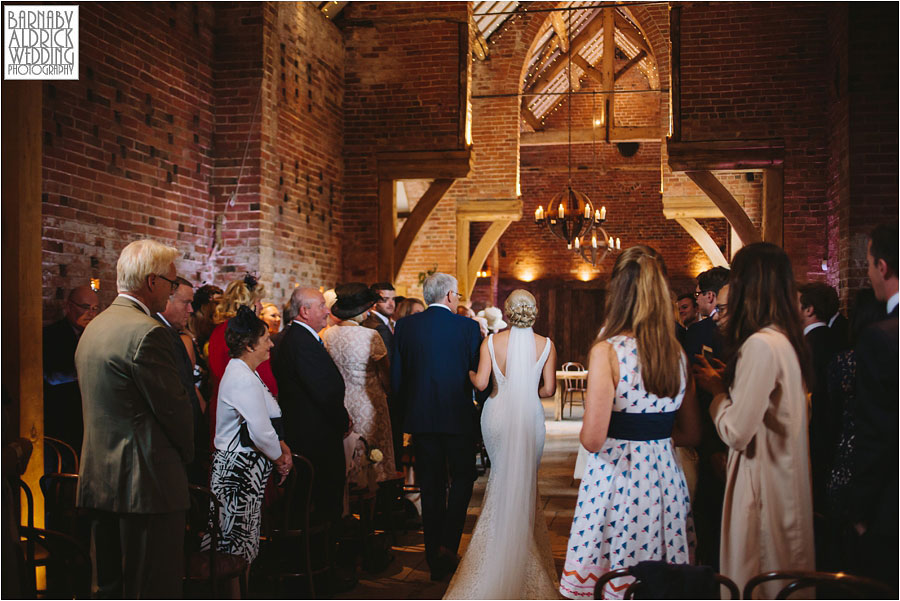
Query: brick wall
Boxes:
[
  {"xmin": 42, "ymin": 2, "xmax": 218, "ymax": 320},
  {"xmin": 258, "ymin": 3, "xmax": 344, "ymax": 305},
  {"xmin": 341, "ymin": 2, "xmax": 469, "ymax": 283},
  {"xmin": 678, "ymin": 2, "xmax": 831, "ymax": 281}
]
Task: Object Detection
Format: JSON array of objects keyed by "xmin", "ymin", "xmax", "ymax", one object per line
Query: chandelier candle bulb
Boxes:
[
  {"xmin": 592, "ymin": 234, "xmax": 597, "ymax": 248},
  {"xmin": 584, "ymin": 204, "xmax": 591, "ymax": 219},
  {"xmin": 595, "ymin": 209, "xmax": 601, "ymax": 222},
  {"xmin": 616, "ymin": 237, "xmax": 621, "ymax": 250},
  {"xmin": 575, "ymin": 237, "xmax": 580, "ymax": 250},
  {"xmin": 559, "ymin": 203, "xmax": 565, "ymax": 219},
  {"xmin": 600, "ymin": 206, "xmax": 606, "ymax": 220},
  {"xmin": 608, "ymin": 237, "xmax": 614, "ymax": 250}
]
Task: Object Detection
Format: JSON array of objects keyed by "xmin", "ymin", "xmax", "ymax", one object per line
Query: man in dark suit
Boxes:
[
  {"xmin": 392, "ymin": 273, "xmax": 482, "ymax": 581},
  {"xmin": 823, "ymin": 284, "xmax": 850, "ymax": 351},
  {"xmin": 43, "ymin": 285, "xmax": 99, "ymax": 458},
  {"xmin": 798, "ymin": 281, "xmax": 841, "ymax": 565},
  {"xmin": 272, "ymin": 286, "xmax": 349, "ymax": 525},
  {"xmin": 362, "ymin": 282, "xmax": 395, "ymax": 351},
  {"xmin": 156, "ymin": 277, "xmax": 209, "ymax": 486},
  {"xmin": 851, "ymin": 223, "xmax": 898, "ymax": 585},
  {"xmin": 363, "ymin": 282, "xmax": 401, "ymax": 457},
  {"xmin": 682, "ymin": 266, "xmax": 728, "ymax": 568},
  {"xmin": 76, "ymin": 239, "xmax": 193, "ymax": 598}
]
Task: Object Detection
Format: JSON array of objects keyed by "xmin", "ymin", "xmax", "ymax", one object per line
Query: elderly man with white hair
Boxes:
[
  {"xmin": 75, "ymin": 239, "xmax": 194, "ymax": 598},
  {"xmin": 391, "ymin": 272, "xmax": 483, "ymax": 581}
]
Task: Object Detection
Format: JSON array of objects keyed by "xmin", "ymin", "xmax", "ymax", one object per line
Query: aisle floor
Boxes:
[{"xmin": 337, "ymin": 399, "xmax": 584, "ymax": 600}]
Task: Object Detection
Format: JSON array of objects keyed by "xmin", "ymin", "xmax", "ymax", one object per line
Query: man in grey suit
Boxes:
[{"xmin": 76, "ymin": 239, "xmax": 194, "ymax": 598}]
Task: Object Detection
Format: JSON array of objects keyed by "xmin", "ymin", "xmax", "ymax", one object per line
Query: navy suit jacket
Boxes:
[{"xmin": 392, "ymin": 305, "xmax": 482, "ymax": 435}]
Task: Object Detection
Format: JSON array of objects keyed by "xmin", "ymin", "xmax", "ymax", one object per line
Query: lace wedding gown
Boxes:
[{"xmin": 444, "ymin": 327, "xmax": 561, "ymax": 600}]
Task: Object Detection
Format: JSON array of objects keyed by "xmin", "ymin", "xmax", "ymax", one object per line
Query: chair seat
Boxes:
[{"xmin": 186, "ymin": 550, "xmax": 248, "ymax": 580}]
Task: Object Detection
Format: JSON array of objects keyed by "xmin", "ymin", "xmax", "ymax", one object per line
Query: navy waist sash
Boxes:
[{"xmin": 607, "ymin": 410, "xmax": 677, "ymax": 441}]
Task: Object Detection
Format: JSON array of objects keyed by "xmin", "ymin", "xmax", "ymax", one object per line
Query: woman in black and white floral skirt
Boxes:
[{"xmin": 208, "ymin": 305, "xmax": 292, "ymax": 562}]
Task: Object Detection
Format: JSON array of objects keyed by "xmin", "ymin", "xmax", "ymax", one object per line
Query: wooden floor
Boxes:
[{"xmin": 337, "ymin": 399, "xmax": 584, "ymax": 600}]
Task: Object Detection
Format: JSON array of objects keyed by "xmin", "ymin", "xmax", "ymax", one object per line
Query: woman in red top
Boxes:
[{"xmin": 207, "ymin": 275, "xmax": 279, "ymax": 449}]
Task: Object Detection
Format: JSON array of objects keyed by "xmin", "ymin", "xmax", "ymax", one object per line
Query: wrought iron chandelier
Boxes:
[{"xmin": 533, "ymin": 9, "xmax": 619, "ymax": 267}]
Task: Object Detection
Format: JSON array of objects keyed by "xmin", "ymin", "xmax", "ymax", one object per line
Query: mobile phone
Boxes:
[{"xmin": 701, "ymin": 345, "xmax": 714, "ymax": 361}]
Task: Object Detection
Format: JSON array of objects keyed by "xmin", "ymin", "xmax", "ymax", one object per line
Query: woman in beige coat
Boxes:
[{"xmin": 694, "ymin": 243, "xmax": 815, "ymax": 598}]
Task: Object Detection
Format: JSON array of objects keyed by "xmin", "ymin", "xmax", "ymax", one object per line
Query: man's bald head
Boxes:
[
  {"xmin": 290, "ymin": 287, "xmax": 329, "ymax": 332},
  {"xmin": 65, "ymin": 285, "xmax": 100, "ymax": 330}
]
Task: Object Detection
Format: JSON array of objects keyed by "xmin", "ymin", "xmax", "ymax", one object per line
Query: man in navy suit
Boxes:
[
  {"xmin": 392, "ymin": 273, "xmax": 482, "ymax": 581},
  {"xmin": 851, "ymin": 223, "xmax": 898, "ymax": 585}
]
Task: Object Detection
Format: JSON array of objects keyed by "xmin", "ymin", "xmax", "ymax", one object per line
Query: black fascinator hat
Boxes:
[
  {"xmin": 225, "ymin": 305, "xmax": 267, "ymax": 357},
  {"xmin": 332, "ymin": 282, "xmax": 382, "ymax": 320},
  {"xmin": 243, "ymin": 273, "xmax": 259, "ymax": 292}
]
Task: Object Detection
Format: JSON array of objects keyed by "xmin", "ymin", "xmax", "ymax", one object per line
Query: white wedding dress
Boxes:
[{"xmin": 444, "ymin": 327, "xmax": 561, "ymax": 600}]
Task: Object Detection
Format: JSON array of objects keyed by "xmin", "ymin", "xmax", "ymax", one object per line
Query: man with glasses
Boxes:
[
  {"xmin": 76, "ymin": 239, "xmax": 193, "ymax": 598},
  {"xmin": 391, "ymin": 272, "xmax": 482, "ymax": 581},
  {"xmin": 682, "ymin": 265, "xmax": 729, "ymax": 569},
  {"xmin": 43, "ymin": 284, "xmax": 101, "ymax": 458}
]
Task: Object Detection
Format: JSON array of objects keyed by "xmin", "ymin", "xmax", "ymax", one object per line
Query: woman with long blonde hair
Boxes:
[{"xmin": 560, "ymin": 246, "xmax": 701, "ymax": 600}]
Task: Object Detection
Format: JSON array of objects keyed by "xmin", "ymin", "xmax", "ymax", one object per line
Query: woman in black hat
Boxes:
[{"xmin": 322, "ymin": 283, "xmax": 397, "ymax": 482}]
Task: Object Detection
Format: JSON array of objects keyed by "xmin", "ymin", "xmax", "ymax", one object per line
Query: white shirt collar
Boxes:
[
  {"xmin": 118, "ymin": 293, "xmax": 151, "ymax": 316},
  {"xmin": 430, "ymin": 303, "xmax": 452, "ymax": 312},
  {"xmin": 803, "ymin": 321, "xmax": 827, "ymax": 336},
  {"xmin": 372, "ymin": 310, "xmax": 390, "ymax": 326},
  {"xmin": 828, "ymin": 312, "xmax": 839, "ymax": 327},
  {"xmin": 292, "ymin": 319, "xmax": 321, "ymax": 342},
  {"xmin": 156, "ymin": 312, "xmax": 173, "ymax": 328},
  {"xmin": 887, "ymin": 292, "xmax": 899, "ymax": 315}
]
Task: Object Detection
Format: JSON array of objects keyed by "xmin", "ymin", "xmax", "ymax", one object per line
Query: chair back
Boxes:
[
  {"xmin": 744, "ymin": 570, "xmax": 894, "ymax": 600},
  {"xmin": 562, "ymin": 361, "xmax": 587, "ymax": 391},
  {"xmin": 19, "ymin": 526, "xmax": 91, "ymax": 599},
  {"xmin": 274, "ymin": 454, "xmax": 315, "ymax": 533},
  {"xmin": 39, "ymin": 473, "xmax": 88, "ymax": 546},
  {"xmin": 594, "ymin": 565, "xmax": 740, "ymax": 600},
  {"xmin": 44, "ymin": 437, "xmax": 80, "ymax": 473}
]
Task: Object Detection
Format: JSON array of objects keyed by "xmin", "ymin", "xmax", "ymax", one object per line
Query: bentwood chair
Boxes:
[
  {"xmin": 743, "ymin": 570, "xmax": 894, "ymax": 599},
  {"xmin": 594, "ymin": 564, "xmax": 739, "ymax": 599},
  {"xmin": 183, "ymin": 484, "xmax": 248, "ymax": 599},
  {"xmin": 561, "ymin": 362, "xmax": 587, "ymax": 417}
]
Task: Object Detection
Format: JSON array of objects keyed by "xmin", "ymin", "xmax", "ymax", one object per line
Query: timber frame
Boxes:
[
  {"xmin": 456, "ymin": 200, "xmax": 523, "ymax": 300},
  {"xmin": 376, "ymin": 149, "xmax": 473, "ymax": 284}
]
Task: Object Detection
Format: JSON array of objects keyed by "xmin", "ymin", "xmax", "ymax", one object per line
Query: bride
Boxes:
[{"xmin": 444, "ymin": 290, "xmax": 560, "ymax": 599}]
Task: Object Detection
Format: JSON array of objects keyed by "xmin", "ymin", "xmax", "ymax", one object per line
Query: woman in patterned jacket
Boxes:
[{"xmin": 208, "ymin": 306, "xmax": 293, "ymax": 562}]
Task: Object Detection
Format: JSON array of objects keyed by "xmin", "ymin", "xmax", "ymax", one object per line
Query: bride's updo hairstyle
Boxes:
[
  {"xmin": 601, "ymin": 245, "xmax": 684, "ymax": 398},
  {"xmin": 504, "ymin": 289, "xmax": 537, "ymax": 328}
]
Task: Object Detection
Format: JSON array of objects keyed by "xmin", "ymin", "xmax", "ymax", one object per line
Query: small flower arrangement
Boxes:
[{"xmin": 358, "ymin": 436, "xmax": 383, "ymax": 465}]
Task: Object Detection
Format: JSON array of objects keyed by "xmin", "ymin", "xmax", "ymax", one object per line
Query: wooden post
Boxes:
[
  {"xmin": 602, "ymin": 7, "xmax": 616, "ymax": 140},
  {"xmin": 762, "ymin": 167, "xmax": 784, "ymax": 247},
  {"xmin": 377, "ymin": 179, "xmax": 396, "ymax": 283},
  {"xmin": 2, "ymin": 81, "xmax": 45, "ymax": 523},
  {"xmin": 456, "ymin": 218, "xmax": 470, "ymax": 302},
  {"xmin": 670, "ymin": 5, "xmax": 681, "ymax": 141}
]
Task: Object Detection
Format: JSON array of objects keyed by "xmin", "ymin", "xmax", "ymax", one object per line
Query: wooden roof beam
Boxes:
[
  {"xmin": 684, "ymin": 170, "xmax": 761, "ymax": 245},
  {"xmin": 550, "ymin": 12, "xmax": 570, "ymax": 53},
  {"xmin": 614, "ymin": 49, "xmax": 647, "ymax": 81},
  {"xmin": 525, "ymin": 11, "xmax": 605, "ymax": 93},
  {"xmin": 667, "ymin": 139, "xmax": 785, "ymax": 171}
]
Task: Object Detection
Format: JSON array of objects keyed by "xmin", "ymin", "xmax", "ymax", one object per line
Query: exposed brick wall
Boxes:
[
  {"xmin": 42, "ymin": 2, "xmax": 217, "ymax": 321},
  {"xmin": 678, "ymin": 2, "xmax": 831, "ymax": 281},
  {"xmin": 341, "ymin": 2, "xmax": 469, "ymax": 283},
  {"xmin": 258, "ymin": 2, "xmax": 344, "ymax": 304},
  {"xmin": 41, "ymin": 2, "xmax": 346, "ymax": 320}
]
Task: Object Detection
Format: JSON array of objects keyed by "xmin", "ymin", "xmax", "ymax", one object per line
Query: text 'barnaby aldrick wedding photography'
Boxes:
[{"xmin": 4, "ymin": 5, "xmax": 78, "ymax": 80}]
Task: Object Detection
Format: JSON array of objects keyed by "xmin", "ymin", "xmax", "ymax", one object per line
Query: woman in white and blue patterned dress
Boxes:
[{"xmin": 560, "ymin": 246, "xmax": 701, "ymax": 600}]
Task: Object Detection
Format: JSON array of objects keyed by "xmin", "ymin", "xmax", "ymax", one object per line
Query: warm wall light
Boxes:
[
  {"xmin": 90, "ymin": 278, "xmax": 100, "ymax": 292},
  {"xmin": 578, "ymin": 268, "xmax": 594, "ymax": 282},
  {"xmin": 519, "ymin": 269, "xmax": 536, "ymax": 283}
]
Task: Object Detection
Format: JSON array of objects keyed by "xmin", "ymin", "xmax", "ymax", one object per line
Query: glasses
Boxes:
[
  {"xmin": 155, "ymin": 274, "xmax": 179, "ymax": 292},
  {"xmin": 448, "ymin": 291, "xmax": 462, "ymax": 299},
  {"xmin": 70, "ymin": 301, "xmax": 100, "ymax": 313}
]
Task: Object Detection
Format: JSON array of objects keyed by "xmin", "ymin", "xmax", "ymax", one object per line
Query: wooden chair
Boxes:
[
  {"xmin": 257, "ymin": 454, "xmax": 331, "ymax": 598},
  {"xmin": 594, "ymin": 565, "xmax": 740, "ymax": 599},
  {"xmin": 17, "ymin": 478, "xmax": 91, "ymax": 599},
  {"xmin": 743, "ymin": 570, "xmax": 895, "ymax": 599},
  {"xmin": 561, "ymin": 362, "xmax": 587, "ymax": 417},
  {"xmin": 183, "ymin": 484, "xmax": 249, "ymax": 599},
  {"xmin": 43, "ymin": 436, "xmax": 79, "ymax": 474},
  {"xmin": 39, "ymin": 473, "xmax": 90, "ymax": 549}
]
